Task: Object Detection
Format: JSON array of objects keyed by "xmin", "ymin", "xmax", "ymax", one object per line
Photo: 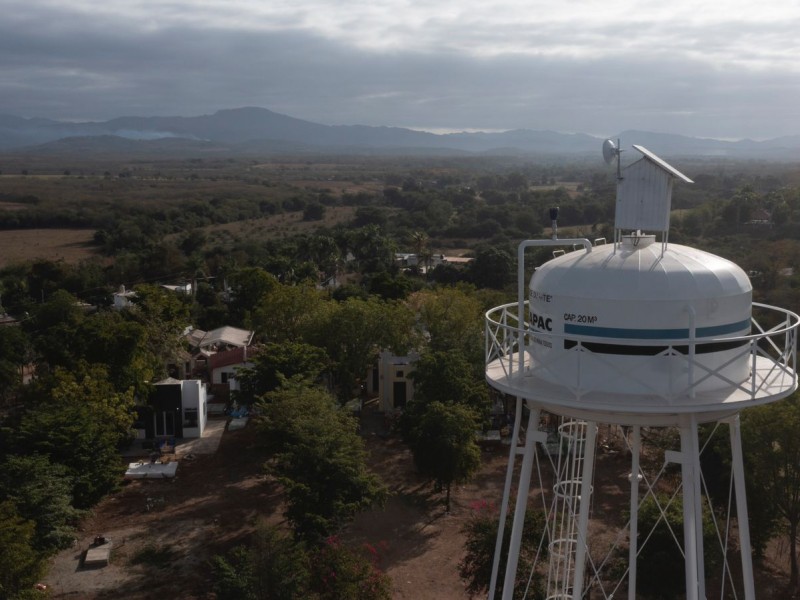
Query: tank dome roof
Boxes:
[{"xmin": 532, "ymin": 241, "xmax": 751, "ymax": 302}]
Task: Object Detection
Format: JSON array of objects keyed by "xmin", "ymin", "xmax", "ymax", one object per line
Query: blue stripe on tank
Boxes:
[{"xmin": 563, "ymin": 319, "xmax": 750, "ymax": 340}]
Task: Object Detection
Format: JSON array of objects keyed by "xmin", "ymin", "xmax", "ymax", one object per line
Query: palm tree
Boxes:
[{"xmin": 410, "ymin": 231, "xmax": 432, "ymax": 277}]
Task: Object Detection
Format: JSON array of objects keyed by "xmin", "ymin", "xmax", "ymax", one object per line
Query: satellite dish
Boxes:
[
  {"xmin": 602, "ymin": 139, "xmax": 618, "ymax": 164},
  {"xmin": 603, "ymin": 138, "xmax": 623, "ymax": 180}
]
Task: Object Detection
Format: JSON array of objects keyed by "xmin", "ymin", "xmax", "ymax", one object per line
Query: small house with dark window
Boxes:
[
  {"xmin": 208, "ymin": 346, "xmax": 253, "ymax": 403},
  {"xmin": 135, "ymin": 378, "xmax": 208, "ymax": 440}
]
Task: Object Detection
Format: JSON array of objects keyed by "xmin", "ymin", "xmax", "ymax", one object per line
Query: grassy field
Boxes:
[
  {"xmin": 0, "ymin": 209, "xmax": 361, "ymax": 269},
  {"xmin": 0, "ymin": 228, "xmax": 97, "ymax": 268}
]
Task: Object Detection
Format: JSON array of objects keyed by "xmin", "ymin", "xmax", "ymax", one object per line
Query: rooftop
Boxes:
[{"xmin": 186, "ymin": 325, "xmax": 254, "ymax": 350}]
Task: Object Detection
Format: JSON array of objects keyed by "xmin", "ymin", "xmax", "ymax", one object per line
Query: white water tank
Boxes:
[{"xmin": 528, "ymin": 235, "xmax": 752, "ymax": 396}]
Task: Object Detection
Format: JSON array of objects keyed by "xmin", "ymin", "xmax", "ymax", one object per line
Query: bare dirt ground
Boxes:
[
  {"xmin": 46, "ymin": 420, "xmax": 283, "ymax": 599},
  {"xmin": 0, "ymin": 228, "xmax": 97, "ymax": 268},
  {"xmin": 44, "ymin": 408, "xmax": 510, "ymax": 600},
  {"xmin": 44, "ymin": 410, "xmax": 793, "ymax": 599}
]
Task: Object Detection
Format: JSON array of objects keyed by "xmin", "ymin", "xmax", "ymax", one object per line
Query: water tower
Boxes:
[{"xmin": 484, "ymin": 142, "xmax": 799, "ymax": 600}]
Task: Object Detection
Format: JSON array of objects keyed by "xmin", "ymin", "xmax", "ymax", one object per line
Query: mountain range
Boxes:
[{"xmin": 2, "ymin": 107, "xmax": 799, "ymax": 159}]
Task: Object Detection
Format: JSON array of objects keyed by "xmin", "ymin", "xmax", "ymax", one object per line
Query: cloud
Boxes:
[{"xmin": 0, "ymin": 0, "xmax": 799, "ymax": 139}]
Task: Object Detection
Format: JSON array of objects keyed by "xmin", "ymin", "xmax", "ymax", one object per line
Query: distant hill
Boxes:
[{"xmin": 2, "ymin": 107, "xmax": 800, "ymax": 159}]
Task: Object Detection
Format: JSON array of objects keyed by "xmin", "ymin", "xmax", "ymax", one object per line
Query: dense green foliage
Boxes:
[
  {"xmin": 302, "ymin": 296, "xmax": 417, "ymax": 401},
  {"xmin": 258, "ymin": 386, "xmax": 387, "ymax": 541},
  {"xmin": 212, "ymin": 523, "xmax": 313, "ymax": 600},
  {"xmin": 212, "ymin": 523, "xmax": 391, "ymax": 600},
  {"xmin": 0, "ymin": 454, "xmax": 80, "ymax": 553},
  {"xmin": 459, "ymin": 501, "xmax": 547, "ymax": 600},
  {"xmin": 0, "ymin": 501, "xmax": 47, "ymax": 600},
  {"xmin": 4, "ymin": 366, "xmax": 134, "ymax": 508},
  {"xmin": 408, "ymin": 402, "xmax": 482, "ymax": 512},
  {"xmin": 235, "ymin": 341, "xmax": 330, "ymax": 403},
  {"xmin": 741, "ymin": 394, "xmax": 800, "ymax": 587},
  {"xmin": 634, "ymin": 494, "xmax": 721, "ymax": 599}
]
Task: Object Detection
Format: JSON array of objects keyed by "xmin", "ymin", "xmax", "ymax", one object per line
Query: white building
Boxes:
[
  {"xmin": 112, "ymin": 285, "xmax": 137, "ymax": 310},
  {"xmin": 369, "ymin": 350, "xmax": 419, "ymax": 413},
  {"xmin": 136, "ymin": 377, "xmax": 208, "ymax": 439}
]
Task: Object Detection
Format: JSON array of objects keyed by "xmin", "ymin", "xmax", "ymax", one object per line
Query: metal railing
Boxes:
[{"xmin": 485, "ymin": 301, "xmax": 799, "ymax": 404}]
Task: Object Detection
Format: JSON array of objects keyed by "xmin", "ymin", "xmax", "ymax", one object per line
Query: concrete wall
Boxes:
[
  {"xmin": 378, "ymin": 350, "xmax": 418, "ymax": 413},
  {"xmin": 180, "ymin": 379, "xmax": 207, "ymax": 439},
  {"xmin": 211, "ymin": 362, "xmax": 252, "ymax": 392}
]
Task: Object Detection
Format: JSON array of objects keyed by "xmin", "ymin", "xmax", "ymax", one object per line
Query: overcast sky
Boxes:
[{"xmin": 2, "ymin": 0, "xmax": 799, "ymax": 139}]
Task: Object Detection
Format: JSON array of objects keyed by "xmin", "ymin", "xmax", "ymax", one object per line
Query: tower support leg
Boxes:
[
  {"xmin": 728, "ymin": 414, "xmax": 756, "ymax": 600},
  {"xmin": 489, "ymin": 396, "xmax": 524, "ymax": 599},
  {"xmin": 501, "ymin": 405, "xmax": 541, "ymax": 600},
  {"xmin": 679, "ymin": 415, "xmax": 705, "ymax": 600}
]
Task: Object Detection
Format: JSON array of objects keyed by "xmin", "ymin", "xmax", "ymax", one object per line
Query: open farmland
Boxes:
[{"xmin": 0, "ymin": 228, "xmax": 97, "ymax": 268}]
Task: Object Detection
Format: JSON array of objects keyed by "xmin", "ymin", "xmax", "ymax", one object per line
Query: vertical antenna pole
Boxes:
[
  {"xmin": 549, "ymin": 206, "xmax": 559, "ymax": 240},
  {"xmin": 517, "ymin": 244, "xmax": 527, "ymax": 375}
]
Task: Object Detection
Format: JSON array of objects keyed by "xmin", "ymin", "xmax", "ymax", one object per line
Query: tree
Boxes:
[
  {"xmin": 0, "ymin": 267, "xmax": 34, "ymax": 316},
  {"xmin": 27, "ymin": 289, "xmax": 85, "ymax": 371},
  {"xmin": 212, "ymin": 523, "xmax": 311, "ymax": 600},
  {"xmin": 410, "ymin": 230, "xmax": 431, "ymax": 276},
  {"xmin": 310, "ymin": 535, "xmax": 392, "ymax": 600},
  {"xmin": 742, "ymin": 395, "xmax": 800, "ymax": 588},
  {"xmin": 0, "ymin": 325, "xmax": 29, "ymax": 404},
  {"xmin": 251, "ymin": 282, "xmax": 324, "ymax": 344},
  {"xmin": 721, "ymin": 186, "xmax": 758, "ymax": 230},
  {"xmin": 459, "ymin": 501, "xmax": 546, "ymax": 599},
  {"xmin": 228, "ymin": 267, "xmax": 279, "ymax": 325},
  {"xmin": 0, "ymin": 454, "xmax": 80, "ymax": 553},
  {"xmin": 8, "ymin": 366, "xmax": 135, "ymax": 508},
  {"xmin": 409, "ymin": 286, "xmax": 484, "ymax": 361},
  {"xmin": 235, "ymin": 342, "xmax": 330, "ymax": 404},
  {"xmin": 26, "ymin": 288, "xmax": 174, "ymax": 397},
  {"xmin": 304, "ymin": 235, "xmax": 341, "ymax": 284},
  {"xmin": 0, "ymin": 501, "xmax": 46, "ymax": 599},
  {"xmin": 428, "ymin": 263, "xmax": 464, "ymax": 285},
  {"xmin": 410, "ymin": 349, "xmax": 489, "ymax": 413},
  {"xmin": 468, "ymin": 246, "xmax": 514, "ymax": 290},
  {"xmin": 634, "ymin": 493, "xmax": 721, "ymax": 599},
  {"xmin": 345, "ymin": 225, "xmax": 395, "ymax": 274},
  {"xmin": 76, "ymin": 312, "xmax": 156, "ymax": 394},
  {"xmin": 211, "ymin": 522, "xmax": 391, "ymax": 600},
  {"xmin": 693, "ymin": 421, "xmax": 778, "ymax": 562},
  {"xmin": 258, "ymin": 386, "xmax": 386, "ymax": 541},
  {"xmin": 303, "ymin": 202, "xmax": 326, "ymax": 221},
  {"xmin": 193, "ymin": 280, "xmax": 230, "ymax": 330},
  {"xmin": 126, "ymin": 283, "xmax": 192, "ymax": 391},
  {"xmin": 366, "ymin": 271, "xmax": 419, "ymax": 300},
  {"xmin": 353, "ymin": 206, "xmax": 388, "ymax": 229},
  {"xmin": 408, "ymin": 402, "xmax": 482, "ymax": 512},
  {"xmin": 304, "ymin": 297, "xmax": 416, "ymax": 401},
  {"xmin": 400, "ymin": 348, "xmax": 489, "ymax": 450}
]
